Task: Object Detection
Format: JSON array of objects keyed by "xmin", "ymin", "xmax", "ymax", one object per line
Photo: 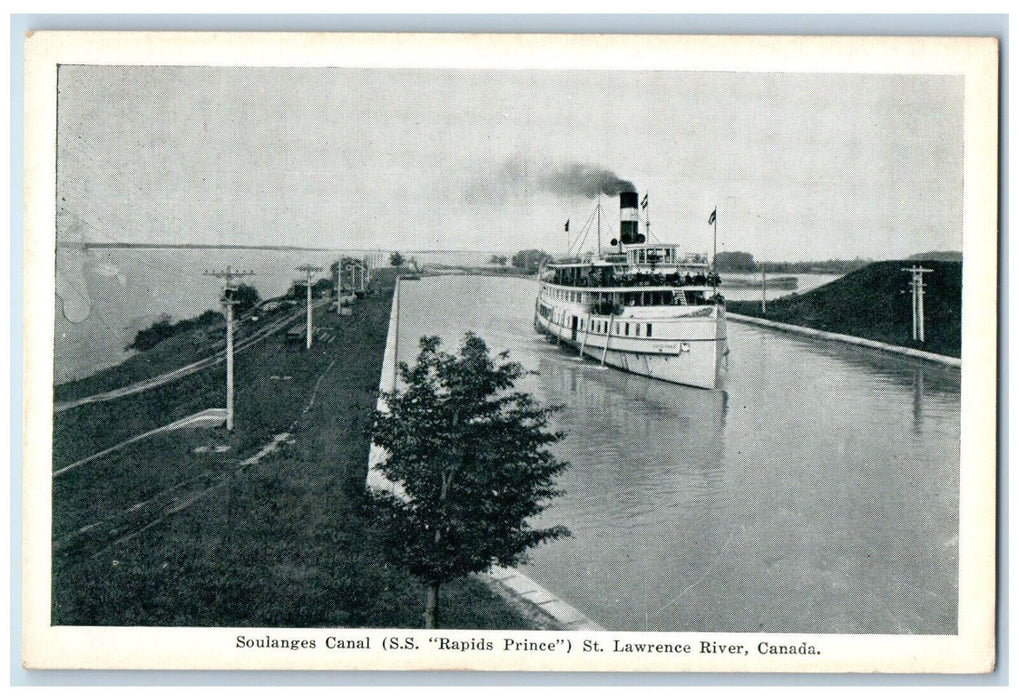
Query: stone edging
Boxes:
[
  {"xmin": 727, "ymin": 313, "xmax": 961, "ymax": 368},
  {"xmin": 367, "ymin": 279, "xmax": 603, "ymax": 631}
]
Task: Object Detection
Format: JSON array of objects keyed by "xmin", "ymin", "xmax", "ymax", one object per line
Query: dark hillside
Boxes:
[{"xmin": 727, "ymin": 260, "xmax": 961, "ymax": 358}]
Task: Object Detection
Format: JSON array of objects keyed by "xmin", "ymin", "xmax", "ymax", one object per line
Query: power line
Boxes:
[
  {"xmin": 204, "ymin": 266, "xmax": 256, "ymax": 431},
  {"xmin": 294, "ymin": 264, "xmax": 323, "ymax": 350},
  {"xmin": 902, "ymin": 265, "xmax": 933, "ymax": 343}
]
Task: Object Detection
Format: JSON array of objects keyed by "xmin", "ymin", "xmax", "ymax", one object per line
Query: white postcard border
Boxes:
[{"xmin": 21, "ymin": 31, "xmax": 999, "ymax": 673}]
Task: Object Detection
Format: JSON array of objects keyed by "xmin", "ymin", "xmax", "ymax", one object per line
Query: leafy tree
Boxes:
[
  {"xmin": 714, "ymin": 251, "xmax": 757, "ymax": 272},
  {"xmin": 312, "ymin": 277, "xmax": 334, "ymax": 297},
  {"xmin": 370, "ymin": 333, "xmax": 570, "ymax": 628},
  {"xmin": 390, "ymin": 251, "xmax": 405, "ymax": 268},
  {"xmin": 231, "ymin": 283, "xmax": 261, "ymax": 313},
  {"xmin": 510, "ymin": 249, "xmax": 552, "ymax": 274},
  {"xmin": 127, "ymin": 309, "xmax": 223, "ymax": 351}
]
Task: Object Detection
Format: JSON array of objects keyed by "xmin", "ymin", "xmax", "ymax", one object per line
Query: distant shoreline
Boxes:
[
  {"xmin": 56, "ymin": 242, "xmax": 513, "ymax": 255},
  {"xmin": 56, "ymin": 242, "xmax": 360, "ymax": 252}
]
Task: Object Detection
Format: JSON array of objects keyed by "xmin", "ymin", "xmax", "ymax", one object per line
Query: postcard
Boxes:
[{"xmin": 22, "ymin": 31, "xmax": 998, "ymax": 672}]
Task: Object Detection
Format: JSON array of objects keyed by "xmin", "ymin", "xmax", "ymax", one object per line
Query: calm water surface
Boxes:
[{"xmin": 396, "ymin": 275, "xmax": 959, "ymax": 634}]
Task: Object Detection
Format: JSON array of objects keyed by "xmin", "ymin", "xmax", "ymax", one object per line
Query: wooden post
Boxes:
[
  {"xmin": 225, "ymin": 301, "xmax": 234, "ymax": 432},
  {"xmin": 295, "ymin": 264, "xmax": 323, "ymax": 349},
  {"xmin": 902, "ymin": 265, "xmax": 932, "ymax": 343},
  {"xmin": 392, "ymin": 276, "xmax": 400, "ymax": 393},
  {"xmin": 305, "ymin": 276, "xmax": 313, "ymax": 349},
  {"xmin": 203, "ymin": 266, "xmax": 255, "ymax": 432}
]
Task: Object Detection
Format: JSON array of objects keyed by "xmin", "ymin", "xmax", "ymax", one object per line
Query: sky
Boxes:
[{"xmin": 56, "ymin": 65, "xmax": 964, "ymax": 262}]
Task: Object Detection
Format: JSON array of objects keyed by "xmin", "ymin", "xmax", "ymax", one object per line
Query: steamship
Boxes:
[{"xmin": 534, "ymin": 192, "xmax": 729, "ymax": 390}]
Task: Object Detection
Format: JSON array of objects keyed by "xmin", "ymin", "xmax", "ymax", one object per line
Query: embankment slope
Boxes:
[{"xmin": 727, "ymin": 260, "xmax": 961, "ymax": 358}]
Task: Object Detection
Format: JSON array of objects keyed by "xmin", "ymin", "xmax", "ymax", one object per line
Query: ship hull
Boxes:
[{"xmin": 534, "ymin": 299, "xmax": 728, "ymax": 390}]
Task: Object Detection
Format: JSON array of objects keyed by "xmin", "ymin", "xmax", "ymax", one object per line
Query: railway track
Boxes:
[
  {"xmin": 54, "ymin": 356, "xmax": 340, "ymax": 562},
  {"xmin": 54, "ymin": 303, "xmax": 325, "ymax": 413}
]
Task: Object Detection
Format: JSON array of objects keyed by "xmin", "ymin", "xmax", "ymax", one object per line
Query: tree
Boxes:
[
  {"xmin": 330, "ymin": 260, "xmax": 341, "ymax": 289},
  {"xmin": 511, "ymin": 249, "xmax": 552, "ymax": 274},
  {"xmin": 370, "ymin": 333, "xmax": 570, "ymax": 628},
  {"xmin": 714, "ymin": 251, "xmax": 757, "ymax": 272},
  {"xmin": 231, "ymin": 283, "xmax": 261, "ymax": 313},
  {"xmin": 390, "ymin": 251, "xmax": 405, "ymax": 268},
  {"xmin": 312, "ymin": 277, "xmax": 334, "ymax": 297}
]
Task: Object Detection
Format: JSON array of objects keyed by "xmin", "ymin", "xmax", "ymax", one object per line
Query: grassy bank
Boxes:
[
  {"xmin": 52, "ymin": 270, "xmax": 535, "ymax": 628},
  {"xmin": 726, "ymin": 260, "xmax": 962, "ymax": 359},
  {"xmin": 53, "ymin": 303, "xmax": 300, "ymax": 403}
]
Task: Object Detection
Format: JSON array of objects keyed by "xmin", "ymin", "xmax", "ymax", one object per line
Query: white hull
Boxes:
[{"xmin": 534, "ymin": 296, "xmax": 728, "ymax": 390}]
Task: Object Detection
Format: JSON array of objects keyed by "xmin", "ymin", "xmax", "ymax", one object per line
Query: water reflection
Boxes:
[
  {"xmin": 520, "ymin": 351, "xmax": 732, "ymax": 630},
  {"xmin": 398, "ymin": 276, "xmax": 960, "ymax": 634},
  {"xmin": 913, "ymin": 367, "xmax": 925, "ymax": 438}
]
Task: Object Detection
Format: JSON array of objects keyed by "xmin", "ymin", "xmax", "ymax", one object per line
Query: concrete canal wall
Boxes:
[
  {"xmin": 727, "ymin": 313, "xmax": 961, "ymax": 368},
  {"xmin": 366, "ymin": 279, "xmax": 603, "ymax": 631}
]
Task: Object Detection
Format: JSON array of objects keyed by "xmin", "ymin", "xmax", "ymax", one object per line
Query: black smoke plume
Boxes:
[
  {"xmin": 472, "ymin": 158, "xmax": 636, "ymax": 205},
  {"xmin": 538, "ymin": 162, "xmax": 636, "ymax": 198}
]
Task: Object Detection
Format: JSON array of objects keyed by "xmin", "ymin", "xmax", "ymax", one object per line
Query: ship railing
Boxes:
[{"xmin": 547, "ymin": 273, "xmax": 721, "ymax": 289}]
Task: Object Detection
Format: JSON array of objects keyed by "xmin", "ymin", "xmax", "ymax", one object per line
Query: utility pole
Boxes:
[
  {"xmin": 709, "ymin": 207, "xmax": 718, "ymax": 292},
  {"xmin": 761, "ymin": 264, "xmax": 767, "ymax": 314},
  {"xmin": 296, "ymin": 264, "xmax": 323, "ymax": 350},
  {"xmin": 902, "ymin": 265, "xmax": 932, "ymax": 343},
  {"xmin": 204, "ymin": 266, "xmax": 255, "ymax": 432}
]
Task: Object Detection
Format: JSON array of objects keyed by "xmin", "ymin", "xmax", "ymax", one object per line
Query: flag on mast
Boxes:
[
  {"xmin": 708, "ymin": 208, "xmax": 717, "ymax": 225},
  {"xmin": 564, "ymin": 219, "xmax": 569, "ymax": 232},
  {"xmin": 641, "ymin": 194, "xmax": 648, "ymax": 210}
]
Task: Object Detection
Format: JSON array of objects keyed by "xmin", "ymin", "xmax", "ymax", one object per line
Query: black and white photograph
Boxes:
[{"xmin": 21, "ymin": 32, "xmax": 998, "ymax": 672}]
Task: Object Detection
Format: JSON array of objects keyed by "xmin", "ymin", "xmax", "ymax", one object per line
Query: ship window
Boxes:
[
  {"xmin": 625, "ymin": 323, "xmax": 630, "ymax": 335},
  {"xmin": 634, "ymin": 323, "xmax": 640, "ymax": 336},
  {"xmin": 614, "ymin": 322, "xmax": 619, "ymax": 334},
  {"xmin": 646, "ymin": 324, "xmax": 653, "ymax": 337}
]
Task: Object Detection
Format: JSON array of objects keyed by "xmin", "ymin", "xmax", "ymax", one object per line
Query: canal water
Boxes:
[{"xmin": 395, "ymin": 275, "xmax": 960, "ymax": 635}]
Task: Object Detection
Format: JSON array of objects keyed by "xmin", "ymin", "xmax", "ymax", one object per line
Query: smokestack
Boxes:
[{"xmin": 619, "ymin": 191, "xmax": 641, "ymax": 245}]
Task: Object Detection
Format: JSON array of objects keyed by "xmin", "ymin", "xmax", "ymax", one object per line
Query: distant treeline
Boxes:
[
  {"xmin": 759, "ymin": 259, "xmax": 872, "ymax": 274},
  {"xmin": 503, "ymin": 248, "xmax": 956, "ymax": 276},
  {"xmin": 715, "ymin": 251, "xmax": 872, "ymax": 275},
  {"xmin": 511, "ymin": 249, "xmax": 554, "ymax": 273}
]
